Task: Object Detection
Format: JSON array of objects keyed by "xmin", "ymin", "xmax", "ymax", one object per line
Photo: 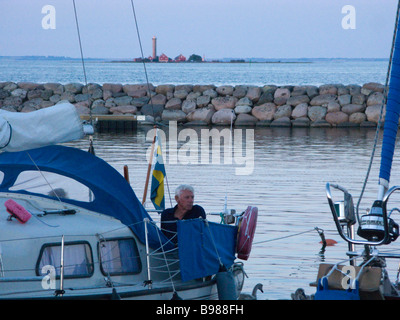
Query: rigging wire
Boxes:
[
  {"xmin": 129, "ymin": 0, "xmax": 155, "ymax": 117},
  {"xmin": 356, "ymin": 0, "xmax": 400, "ymax": 218},
  {"xmin": 72, "ymin": 0, "xmax": 94, "ymax": 154}
]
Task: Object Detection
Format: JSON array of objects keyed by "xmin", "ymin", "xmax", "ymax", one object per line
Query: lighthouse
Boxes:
[{"xmin": 152, "ymin": 36, "xmax": 157, "ymax": 60}]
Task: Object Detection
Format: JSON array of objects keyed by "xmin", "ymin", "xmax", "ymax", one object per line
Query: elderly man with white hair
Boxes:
[{"xmin": 161, "ymin": 184, "xmax": 206, "ymax": 244}]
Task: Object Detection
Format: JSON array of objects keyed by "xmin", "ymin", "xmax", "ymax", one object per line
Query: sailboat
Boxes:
[
  {"xmin": 0, "ymin": 101, "xmax": 259, "ymax": 300},
  {"xmin": 311, "ymin": 2, "xmax": 400, "ymax": 300}
]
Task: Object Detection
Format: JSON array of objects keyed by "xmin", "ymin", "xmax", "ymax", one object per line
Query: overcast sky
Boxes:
[{"xmin": 0, "ymin": 0, "xmax": 398, "ymax": 59}]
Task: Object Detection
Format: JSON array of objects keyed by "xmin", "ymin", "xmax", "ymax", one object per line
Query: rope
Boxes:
[
  {"xmin": 356, "ymin": 0, "xmax": 400, "ymax": 218},
  {"xmin": 253, "ymin": 227, "xmax": 321, "ymax": 245}
]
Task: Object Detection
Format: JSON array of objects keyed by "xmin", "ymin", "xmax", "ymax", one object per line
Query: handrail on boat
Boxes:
[{"xmin": 326, "ymin": 182, "xmax": 395, "ymax": 246}]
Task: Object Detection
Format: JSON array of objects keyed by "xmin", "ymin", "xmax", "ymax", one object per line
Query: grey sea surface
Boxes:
[{"xmin": 0, "ymin": 58, "xmax": 389, "ymax": 86}]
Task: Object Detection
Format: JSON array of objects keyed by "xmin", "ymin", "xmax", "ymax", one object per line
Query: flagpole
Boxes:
[{"xmin": 142, "ymin": 126, "xmax": 157, "ymax": 205}]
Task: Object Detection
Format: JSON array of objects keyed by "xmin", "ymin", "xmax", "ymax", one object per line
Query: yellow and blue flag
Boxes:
[{"xmin": 150, "ymin": 131, "xmax": 166, "ymax": 210}]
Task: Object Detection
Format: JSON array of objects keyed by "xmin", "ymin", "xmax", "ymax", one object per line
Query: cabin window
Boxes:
[
  {"xmin": 10, "ymin": 170, "xmax": 95, "ymax": 202},
  {"xmin": 99, "ymin": 238, "xmax": 141, "ymax": 275},
  {"xmin": 37, "ymin": 241, "xmax": 94, "ymax": 278}
]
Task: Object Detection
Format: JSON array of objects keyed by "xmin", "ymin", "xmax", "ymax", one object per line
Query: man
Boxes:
[{"xmin": 161, "ymin": 185, "xmax": 206, "ymax": 244}]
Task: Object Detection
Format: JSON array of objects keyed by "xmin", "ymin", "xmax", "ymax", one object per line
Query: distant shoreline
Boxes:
[{"xmin": 0, "ymin": 56, "xmax": 389, "ymax": 64}]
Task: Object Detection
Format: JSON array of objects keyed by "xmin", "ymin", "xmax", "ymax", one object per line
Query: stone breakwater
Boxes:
[{"xmin": 0, "ymin": 81, "xmax": 387, "ymax": 127}]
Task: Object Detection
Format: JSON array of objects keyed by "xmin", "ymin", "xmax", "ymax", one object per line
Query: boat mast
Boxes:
[{"xmin": 378, "ymin": 0, "xmax": 400, "ymax": 200}]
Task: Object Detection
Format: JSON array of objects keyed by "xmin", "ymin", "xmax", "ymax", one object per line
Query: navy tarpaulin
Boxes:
[
  {"xmin": 177, "ymin": 219, "xmax": 237, "ymax": 282},
  {"xmin": 314, "ymin": 277, "xmax": 360, "ymax": 300},
  {"xmin": 379, "ymin": 12, "xmax": 400, "ymax": 185},
  {"xmin": 0, "ymin": 145, "xmax": 173, "ymax": 250}
]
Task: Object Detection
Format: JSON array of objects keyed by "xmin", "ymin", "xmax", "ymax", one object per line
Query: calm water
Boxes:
[
  {"xmin": 0, "ymin": 58, "xmax": 389, "ymax": 86},
  {"xmin": 66, "ymin": 125, "xmax": 400, "ymax": 300}
]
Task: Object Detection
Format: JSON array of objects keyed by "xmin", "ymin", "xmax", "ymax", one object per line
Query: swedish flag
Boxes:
[{"xmin": 150, "ymin": 132, "xmax": 166, "ymax": 210}]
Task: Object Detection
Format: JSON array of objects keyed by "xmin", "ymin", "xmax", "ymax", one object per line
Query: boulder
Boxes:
[
  {"xmin": 216, "ymin": 85, "xmax": 234, "ymax": 96},
  {"xmin": 161, "ymin": 109, "xmax": 186, "ymax": 122},
  {"xmin": 193, "ymin": 85, "xmax": 216, "ymax": 93},
  {"xmin": 327, "ymin": 101, "xmax": 341, "ymax": 113},
  {"xmin": 251, "ymin": 103, "xmax": 276, "ymax": 121},
  {"xmin": 362, "ymin": 82, "xmax": 384, "ymax": 93},
  {"xmin": 349, "ymin": 112, "xmax": 367, "ymax": 124},
  {"xmin": 92, "ymin": 105, "xmax": 110, "ymax": 115},
  {"xmin": 11, "ymin": 88, "xmax": 27, "ymax": 99},
  {"xmin": 141, "ymin": 104, "xmax": 164, "ymax": 118},
  {"xmin": 338, "ymin": 94, "xmax": 351, "ymax": 106},
  {"xmin": 257, "ymin": 91, "xmax": 274, "ymax": 105},
  {"xmin": 187, "ymin": 91, "xmax": 201, "ymax": 100},
  {"xmin": 211, "ymin": 96, "xmax": 237, "ymax": 110},
  {"xmin": 236, "ymin": 97, "xmax": 253, "ymax": 107},
  {"xmin": 310, "ymin": 94, "xmax": 337, "ymax": 106},
  {"xmin": 325, "ymin": 111, "xmax": 349, "ymax": 125},
  {"xmin": 17, "ymin": 82, "xmax": 41, "ymax": 90},
  {"xmin": 233, "ymin": 86, "xmax": 247, "ymax": 99},
  {"xmin": 150, "ymin": 94, "xmax": 167, "ymax": 105},
  {"xmin": 365, "ymin": 105, "xmax": 385, "ymax": 123},
  {"xmin": 367, "ymin": 92, "xmax": 385, "ymax": 106},
  {"xmin": 182, "ymin": 99, "xmax": 197, "ymax": 114},
  {"xmin": 308, "ymin": 106, "xmax": 327, "ymax": 121},
  {"xmin": 319, "ymin": 84, "xmax": 338, "ymax": 95},
  {"xmin": 123, "ymin": 84, "xmax": 148, "ymax": 98},
  {"xmin": 234, "ymin": 105, "xmax": 252, "ymax": 114},
  {"xmin": 174, "ymin": 89, "xmax": 189, "ymax": 100},
  {"xmin": 156, "ymin": 84, "xmax": 175, "ymax": 95},
  {"xmin": 64, "ymin": 83, "xmax": 83, "ymax": 94},
  {"xmin": 114, "ymin": 95, "xmax": 133, "ymax": 106},
  {"xmin": 306, "ymin": 86, "xmax": 319, "ymax": 99},
  {"xmin": 211, "ymin": 109, "xmax": 236, "ymax": 125},
  {"xmin": 291, "ymin": 86, "xmax": 307, "ymax": 96},
  {"xmin": 203, "ymin": 89, "xmax": 218, "ymax": 98},
  {"xmin": 347, "ymin": 84, "xmax": 361, "ymax": 95},
  {"xmin": 341, "ymin": 104, "xmax": 366, "ymax": 115},
  {"xmin": 165, "ymin": 97, "xmax": 182, "ymax": 110},
  {"xmin": 186, "ymin": 106, "xmax": 215, "ymax": 124},
  {"xmin": 246, "ymin": 86, "xmax": 261, "ymax": 102},
  {"xmin": 103, "ymin": 83, "xmax": 123, "ymax": 93},
  {"xmin": 234, "ymin": 113, "xmax": 258, "ymax": 126},
  {"xmin": 286, "ymin": 95, "xmax": 310, "ymax": 106},
  {"xmin": 291, "ymin": 103, "xmax": 308, "ymax": 119},
  {"xmin": 292, "ymin": 117, "xmax": 310, "ymax": 127},
  {"xmin": 44, "ymin": 83, "xmax": 64, "ymax": 95},
  {"xmin": 110, "ymin": 105, "xmax": 138, "ymax": 114},
  {"xmin": 197, "ymin": 95, "xmax": 211, "ymax": 108},
  {"xmin": 271, "ymin": 117, "xmax": 291, "ymax": 127},
  {"xmin": 274, "ymin": 88, "xmax": 290, "ymax": 105},
  {"xmin": 352, "ymin": 93, "xmax": 366, "ymax": 105},
  {"xmin": 274, "ymin": 105, "xmax": 292, "ymax": 119}
]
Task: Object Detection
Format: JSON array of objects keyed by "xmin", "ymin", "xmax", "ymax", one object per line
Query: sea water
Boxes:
[{"xmin": 0, "ymin": 58, "xmax": 389, "ymax": 86}]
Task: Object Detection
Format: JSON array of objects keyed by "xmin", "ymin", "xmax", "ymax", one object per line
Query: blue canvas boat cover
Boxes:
[
  {"xmin": 380, "ymin": 12, "xmax": 400, "ymax": 186},
  {"xmin": 177, "ymin": 219, "xmax": 237, "ymax": 282},
  {"xmin": 0, "ymin": 145, "xmax": 173, "ymax": 250}
]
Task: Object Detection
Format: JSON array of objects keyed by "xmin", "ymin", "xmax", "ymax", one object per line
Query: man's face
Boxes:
[{"xmin": 176, "ymin": 190, "xmax": 194, "ymax": 212}]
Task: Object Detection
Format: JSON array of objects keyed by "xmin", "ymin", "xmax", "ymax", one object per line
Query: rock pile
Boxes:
[{"xmin": 0, "ymin": 81, "xmax": 387, "ymax": 127}]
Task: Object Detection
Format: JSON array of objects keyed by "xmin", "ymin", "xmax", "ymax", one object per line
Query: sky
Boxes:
[{"xmin": 0, "ymin": 0, "xmax": 398, "ymax": 60}]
